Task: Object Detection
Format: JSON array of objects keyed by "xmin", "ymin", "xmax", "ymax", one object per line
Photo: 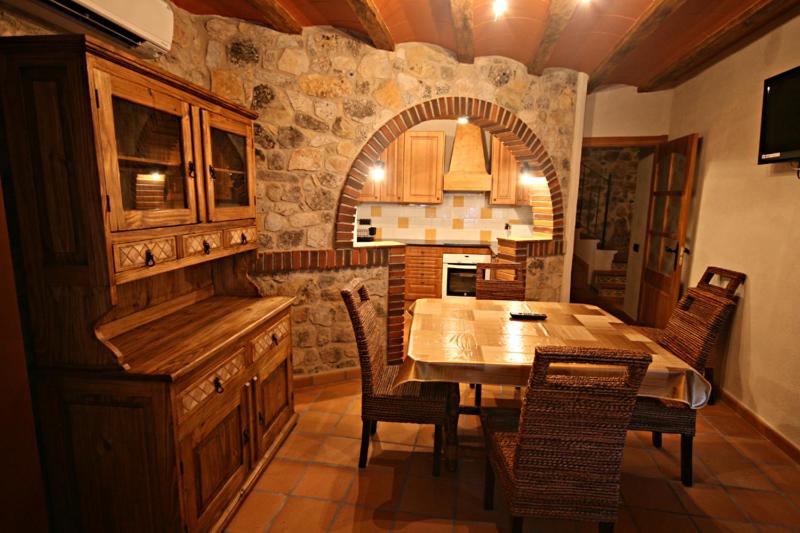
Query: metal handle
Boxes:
[
  {"xmin": 240, "ymin": 232, "xmax": 248, "ymax": 245},
  {"xmin": 188, "ymin": 161, "xmax": 196, "ymax": 179},
  {"xmin": 202, "ymin": 240, "xmax": 211, "ymax": 255},
  {"xmin": 271, "ymin": 333, "xmax": 279, "ymax": 345},
  {"xmin": 145, "ymin": 249, "xmax": 155, "ymax": 267},
  {"xmin": 665, "ymin": 245, "xmax": 679, "ymax": 254},
  {"xmin": 213, "ymin": 376, "xmax": 224, "ymax": 394},
  {"xmin": 258, "ymin": 412, "xmax": 265, "ymax": 426},
  {"xmin": 242, "ymin": 428, "xmax": 249, "ymax": 443},
  {"xmin": 208, "ymin": 165, "xmax": 217, "ymax": 180}
]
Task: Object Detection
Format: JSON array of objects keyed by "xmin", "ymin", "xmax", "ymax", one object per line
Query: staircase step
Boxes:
[{"xmin": 611, "ymin": 262, "xmax": 628, "ymax": 271}]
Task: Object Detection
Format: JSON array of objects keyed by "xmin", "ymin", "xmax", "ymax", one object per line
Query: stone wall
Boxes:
[{"xmin": 0, "ymin": 3, "xmax": 583, "ymax": 374}]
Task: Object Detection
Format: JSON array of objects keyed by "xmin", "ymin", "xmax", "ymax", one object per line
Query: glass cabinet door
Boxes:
[
  {"xmin": 202, "ymin": 110, "xmax": 256, "ymax": 221},
  {"xmin": 94, "ymin": 70, "xmax": 198, "ymax": 231}
]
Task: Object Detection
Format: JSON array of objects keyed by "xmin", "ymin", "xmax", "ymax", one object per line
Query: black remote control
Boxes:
[{"xmin": 509, "ymin": 312, "xmax": 547, "ymax": 321}]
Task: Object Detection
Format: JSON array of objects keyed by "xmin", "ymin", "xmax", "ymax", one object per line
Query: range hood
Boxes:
[{"xmin": 443, "ymin": 123, "xmax": 492, "ymax": 191}]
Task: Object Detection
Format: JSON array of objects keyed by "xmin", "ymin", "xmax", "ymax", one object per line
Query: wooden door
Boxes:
[
  {"xmin": 402, "ymin": 131, "xmax": 444, "ymax": 204},
  {"xmin": 93, "ymin": 69, "xmax": 199, "ymax": 231},
  {"xmin": 638, "ymin": 134, "xmax": 699, "ymax": 327},
  {"xmin": 253, "ymin": 345, "xmax": 294, "ymax": 459},
  {"xmin": 490, "ymin": 137, "xmax": 517, "ymax": 205},
  {"xmin": 179, "ymin": 383, "xmax": 251, "ymax": 532},
  {"xmin": 201, "ymin": 110, "xmax": 256, "ymax": 222}
]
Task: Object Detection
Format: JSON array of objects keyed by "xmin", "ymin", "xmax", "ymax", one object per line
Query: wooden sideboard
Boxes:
[{"xmin": 0, "ymin": 35, "xmax": 295, "ymax": 532}]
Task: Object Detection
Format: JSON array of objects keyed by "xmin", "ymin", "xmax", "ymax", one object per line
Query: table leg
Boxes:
[{"xmin": 445, "ymin": 384, "xmax": 460, "ymax": 471}]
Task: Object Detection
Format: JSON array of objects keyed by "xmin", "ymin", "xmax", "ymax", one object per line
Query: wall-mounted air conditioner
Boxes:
[{"xmin": 4, "ymin": 0, "xmax": 174, "ymax": 57}]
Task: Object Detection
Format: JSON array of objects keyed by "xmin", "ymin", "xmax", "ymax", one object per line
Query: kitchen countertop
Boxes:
[{"xmin": 397, "ymin": 240, "xmax": 493, "ymax": 248}]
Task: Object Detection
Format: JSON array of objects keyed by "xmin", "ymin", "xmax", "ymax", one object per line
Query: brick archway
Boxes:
[{"xmin": 334, "ymin": 96, "xmax": 564, "ymax": 249}]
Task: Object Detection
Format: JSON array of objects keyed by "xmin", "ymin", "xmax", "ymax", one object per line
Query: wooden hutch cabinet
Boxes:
[{"xmin": 0, "ymin": 35, "xmax": 295, "ymax": 532}]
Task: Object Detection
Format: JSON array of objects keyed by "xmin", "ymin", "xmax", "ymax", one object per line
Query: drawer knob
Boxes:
[
  {"xmin": 271, "ymin": 333, "xmax": 279, "ymax": 345},
  {"xmin": 242, "ymin": 428, "xmax": 249, "ymax": 444},
  {"xmin": 258, "ymin": 412, "xmax": 265, "ymax": 426},
  {"xmin": 145, "ymin": 249, "xmax": 155, "ymax": 267},
  {"xmin": 240, "ymin": 232, "xmax": 248, "ymax": 245},
  {"xmin": 202, "ymin": 240, "xmax": 211, "ymax": 255},
  {"xmin": 213, "ymin": 376, "xmax": 224, "ymax": 394}
]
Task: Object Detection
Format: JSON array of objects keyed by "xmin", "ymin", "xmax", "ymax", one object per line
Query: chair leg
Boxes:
[
  {"xmin": 599, "ymin": 522, "xmax": 615, "ymax": 533},
  {"xmin": 705, "ymin": 368, "xmax": 716, "ymax": 405},
  {"xmin": 359, "ymin": 420, "xmax": 371, "ymax": 469},
  {"xmin": 432, "ymin": 425, "xmax": 442, "ymax": 477},
  {"xmin": 652, "ymin": 431, "xmax": 663, "ymax": 448},
  {"xmin": 474, "ymin": 384, "xmax": 482, "ymax": 407},
  {"xmin": 370, "ymin": 420, "xmax": 378, "ymax": 435},
  {"xmin": 511, "ymin": 516, "xmax": 523, "ymax": 533},
  {"xmin": 681, "ymin": 434, "xmax": 694, "ymax": 486},
  {"xmin": 483, "ymin": 458, "xmax": 495, "ymax": 510}
]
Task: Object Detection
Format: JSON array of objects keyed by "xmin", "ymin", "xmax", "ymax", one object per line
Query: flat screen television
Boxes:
[{"xmin": 758, "ymin": 65, "xmax": 800, "ymax": 164}]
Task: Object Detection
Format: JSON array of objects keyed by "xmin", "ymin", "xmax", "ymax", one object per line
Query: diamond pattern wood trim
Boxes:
[
  {"xmin": 225, "ymin": 226, "xmax": 257, "ymax": 248},
  {"xmin": 113, "ymin": 237, "xmax": 177, "ymax": 272},
  {"xmin": 180, "ymin": 349, "xmax": 246, "ymax": 418},
  {"xmin": 252, "ymin": 318, "xmax": 291, "ymax": 363},
  {"xmin": 183, "ymin": 231, "xmax": 222, "ymax": 257}
]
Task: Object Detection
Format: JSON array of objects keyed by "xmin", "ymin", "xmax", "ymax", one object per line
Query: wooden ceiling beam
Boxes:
[
  {"xmin": 344, "ymin": 0, "xmax": 395, "ymax": 51},
  {"xmin": 243, "ymin": 0, "xmax": 302, "ymax": 34},
  {"xmin": 450, "ymin": 0, "xmax": 475, "ymax": 64},
  {"xmin": 588, "ymin": 0, "xmax": 688, "ymax": 92},
  {"xmin": 641, "ymin": 0, "xmax": 800, "ymax": 91},
  {"xmin": 528, "ymin": 0, "xmax": 581, "ymax": 75}
]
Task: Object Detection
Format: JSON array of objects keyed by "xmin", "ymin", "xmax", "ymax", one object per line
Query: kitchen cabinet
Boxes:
[
  {"xmin": 358, "ymin": 133, "xmax": 405, "ymax": 203},
  {"xmin": 489, "ymin": 137, "xmax": 530, "ymax": 206},
  {"xmin": 403, "ymin": 131, "xmax": 445, "ymax": 204},
  {"xmin": 404, "ymin": 245, "xmax": 492, "ymax": 301}
]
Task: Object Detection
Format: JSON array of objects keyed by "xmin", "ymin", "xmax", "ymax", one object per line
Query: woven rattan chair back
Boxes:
[
  {"xmin": 513, "ymin": 346, "xmax": 652, "ymax": 522},
  {"xmin": 696, "ymin": 266, "xmax": 746, "ymax": 300},
  {"xmin": 660, "ymin": 287, "xmax": 736, "ymax": 372},
  {"xmin": 340, "ymin": 278, "xmax": 385, "ymax": 397},
  {"xmin": 475, "ymin": 262, "xmax": 525, "ymax": 300}
]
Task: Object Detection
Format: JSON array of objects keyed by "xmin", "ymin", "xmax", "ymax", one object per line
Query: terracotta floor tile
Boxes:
[
  {"xmin": 649, "ymin": 444, "xmax": 716, "ymax": 485},
  {"xmin": 704, "ymin": 415, "xmax": 762, "ymax": 439},
  {"xmin": 367, "ymin": 441, "xmax": 415, "ymax": 469},
  {"xmin": 671, "ymin": 482, "xmax": 747, "ymax": 520},
  {"xmin": 522, "ymin": 517, "xmax": 581, "ymax": 532},
  {"xmin": 314, "ymin": 435, "xmax": 363, "ymax": 466},
  {"xmin": 398, "ymin": 474, "xmax": 457, "ymax": 519},
  {"xmin": 728, "ymin": 488, "xmax": 800, "ymax": 527},
  {"xmin": 691, "ymin": 517, "xmax": 759, "ymax": 532},
  {"xmin": 292, "ymin": 463, "xmax": 355, "ymax": 501},
  {"xmin": 329, "ymin": 504, "xmax": 394, "ymax": 533},
  {"xmin": 374, "ymin": 422, "xmax": 422, "ymax": 446},
  {"xmin": 614, "ymin": 507, "xmax": 638, "ymax": 533},
  {"xmin": 346, "ymin": 464, "xmax": 406, "ymax": 510},
  {"xmin": 760, "ymin": 464, "xmax": 800, "ymax": 493},
  {"xmin": 276, "ymin": 432, "xmax": 325, "ymax": 461},
  {"xmin": 393, "ymin": 513, "xmax": 455, "ymax": 532},
  {"xmin": 714, "ymin": 465, "xmax": 775, "ymax": 491},
  {"xmin": 455, "ymin": 479, "xmax": 502, "ymax": 523},
  {"xmin": 266, "ymin": 495, "xmax": 338, "ymax": 532},
  {"xmin": 621, "ymin": 447, "xmax": 663, "ymax": 478},
  {"xmin": 404, "ymin": 448, "xmax": 457, "ymax": 479},
  {"xmin": 758, "ymin": 525, "xmax": 800, "ymax": 533},
  {"xmin": 293, "ymin": 389, "xmax": 320, "ymax": 412},
  {"xmin": 333, "ymin": 414, "xmax": 364, "ymax": 439},
  {"xmin": 453, "ymin": 520, "xmax": 501, "ymax": 532},
  {"xmin": 295, "ymin": 410, "xmax": 342, "ymax": 434},
  {"xmin": 311, "ymin": 394, "xmax": 356, "ymax": 414},
  {"xmin": 621, "ymin": 475, "xmax": 686, "ymax": 513},
  {"xmin": 254, "ymin": 458, "xmax": 307, "ymax": 494},
  {"xmin": 629, "ymin": 507, "xmax": 699, "ymax": 533},
  {"xmin": 727, "ymin": 437, "xmax": 796, "ymax": 467},
  {"xmin": 226, "ymin": 491, "xmax": 285, "ymax": 533},
  {"xmin": 416, "ymin": 425, "xmax": 435, "ymax": 447}
]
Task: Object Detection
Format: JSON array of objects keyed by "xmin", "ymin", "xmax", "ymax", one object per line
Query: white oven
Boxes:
[{"xmin": 441, "ymin": 253, "xmax": 492, "ymax": 298}]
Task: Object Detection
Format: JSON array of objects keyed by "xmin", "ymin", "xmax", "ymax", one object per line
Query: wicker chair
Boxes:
[
  {"xmin": 340, "ymin": 278, "xmax": 459, "ymax": 476},
  {"xmin": 482, "ymin": 346, "xmax": 652, "ymax": 533},
  {"xmin": 471, "ymin": 261, "xmax": 526, "ymax": 407},
  {"xmin": 630, "ymin": 287, "xmax": 737, "ymax": 486}
]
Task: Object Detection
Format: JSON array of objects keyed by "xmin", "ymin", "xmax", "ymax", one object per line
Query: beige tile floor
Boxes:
[{"xmin": 227, "ymin": 380, "xmax": 800, "ymax": 532}]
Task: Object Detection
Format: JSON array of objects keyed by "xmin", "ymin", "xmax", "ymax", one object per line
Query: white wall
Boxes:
[
  {"xmin": 669, "ymin": 15, "xmax": 800, "ymax": 446},
  {"xmin": 623, "ymin": 153, "xmax": 654, "ymax": 319},
  {"xmin": 583, "ymin": 85, "xmax": 673, "ymax": 138}
]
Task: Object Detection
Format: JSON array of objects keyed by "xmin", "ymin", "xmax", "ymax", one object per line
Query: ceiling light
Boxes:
[
  {"xmin": 457, "ymin": 116, "xmax": 469, "ymax": 125},
  {"xmin": 493, "ymin": 0, "xmax": 508, "ymax": 20},
  {"xmin": 519, "ymin": 163, "xmax": 547, "ymax": 186},
  {"xmin": 369, "ymin": 160, "xmax": 386, "ymax": 182}
]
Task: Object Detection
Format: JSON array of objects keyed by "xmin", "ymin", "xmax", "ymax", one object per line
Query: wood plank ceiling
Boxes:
[{"xmin": 173, "ymin": 0, "xmax": 800, "ymax": 92}]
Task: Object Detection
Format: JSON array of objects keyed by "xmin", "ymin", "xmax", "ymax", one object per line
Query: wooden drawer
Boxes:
[
  {"xmin": 181, "ymin": 230, "xmax": 223, "ymax": 258},
  {"xmin": 224, "ymin": 226, "xmax": 257, "ymax": 248},
  {"xmin": 113, "ymin": 237, "xmax": 177, "ymax": 272},
  {"xmin": 251, "ymin": 316, "xmax": 291, "ymax": 364},
  {"xmin": 407, "ymin": 246, "xmax": 441, "ymax": 257},
  {"xmin": 178, "ymin": 347, "xmax": 247, "ymax": 424}
]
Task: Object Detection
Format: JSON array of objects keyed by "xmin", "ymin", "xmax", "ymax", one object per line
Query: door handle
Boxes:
[{"xmin": 664, "ymin": 245, "xmax": 678, "ymax": 254}]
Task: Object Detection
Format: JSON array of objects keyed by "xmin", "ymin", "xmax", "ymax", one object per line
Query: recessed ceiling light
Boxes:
[
  {"xmin": 369, "ymin": 160, "xmax": 386, "ymax": 182},
  {"xmin": 493, "ymin": 0, "xmax": 508, "ymax": 20},
  {"xmin": 581, "ymin": 0, "xmax": 591, "ymax": 4},
  {"xmin": 457, "ymin": 116, "xmax": 469, "ymax": 125}
]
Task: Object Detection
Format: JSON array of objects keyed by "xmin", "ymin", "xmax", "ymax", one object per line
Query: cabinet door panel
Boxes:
[
  {"xmin": 180, "ymin": 385, "xmax": 250, "ymax": 532},
  {"xmin": 254, "ymin": 345, "xmax": 294, "ymax": 458},
  {"xmin": 93, "ymin": 69, "xmax": 198, "ymax": 231},
  {"xmin": 402, "ymin": 132, "xmax": 444, "ymax": 204},
  {"xmin": 490, "ymin": 137, "xmax": 518, "ymax": 205},
  {"xmin": 202, "ymin": 110, "xmax": 256, "ymax": 222}
]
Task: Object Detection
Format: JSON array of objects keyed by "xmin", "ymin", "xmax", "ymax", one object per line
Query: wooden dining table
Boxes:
[{"xmin": 395, "ymin": 298, "xmax": 712, "ymax": 467}]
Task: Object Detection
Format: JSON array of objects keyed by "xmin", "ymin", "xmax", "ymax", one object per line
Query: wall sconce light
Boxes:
[
  {"xmin": 369, "ymin": 160, "xmax": 386, "ymax": 182},
  {"xmin": 493, "ymin": 0, "xmax": 508, "ymax": 20},
  {"xmin": 457, "ymin": 116, "xmax": 470, "ymax": 125},
  {"xmin": 519, "ymin": 163, "xmax": 547, "ymax": 186}
]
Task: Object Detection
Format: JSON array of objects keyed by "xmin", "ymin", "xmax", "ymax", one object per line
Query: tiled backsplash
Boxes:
[{"xmin": 357, "ymin": 193, "xmax": 533, "ymax": 243}]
